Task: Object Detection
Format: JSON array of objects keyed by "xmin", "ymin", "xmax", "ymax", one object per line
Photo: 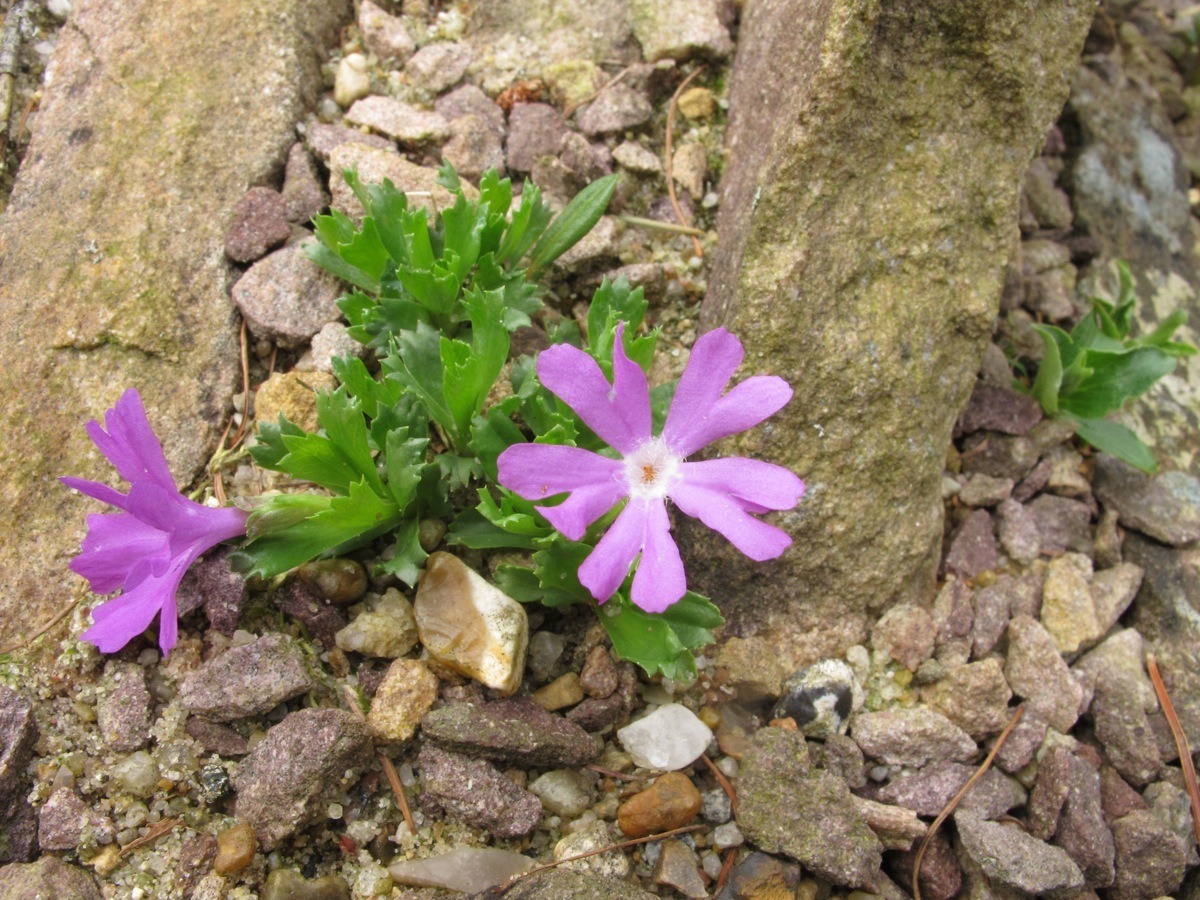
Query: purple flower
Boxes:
[
  {"xmin": 498, "ymin": 325, "xmax": 805, "ymax": 613},
  {"xmin": 60, "ymin": 389, "xmax": 248, "ymax": 655}
]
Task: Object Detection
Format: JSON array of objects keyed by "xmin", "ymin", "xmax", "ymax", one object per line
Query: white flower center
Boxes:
[{"xmin": 622, "ymin": 438, "xmax": 681, "ymax": 501}]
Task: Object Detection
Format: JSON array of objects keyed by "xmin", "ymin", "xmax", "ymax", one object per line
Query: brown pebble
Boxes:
[
  {"xmin": 213, "ymin": 821, "xmax": 257, "ymax": 875},
  {"xmin": 580, "ymin": 645, "xmax": 619, "ymax": 699},
  {"xmin": 617, "ymin": 771, "xmax": 702, "ymax": 838},
  {"xmin": 297, "ymin": 558, "xmax": 368, "ymax": 605}
]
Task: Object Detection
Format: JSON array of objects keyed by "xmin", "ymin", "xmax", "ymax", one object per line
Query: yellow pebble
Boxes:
[
  {"xmin": 213, "ymin": 821, "xmax": 257, "ymax": 875},
  {"xmin": 677, "ymin": 86, "xmax": 716, "ymax": 119}
]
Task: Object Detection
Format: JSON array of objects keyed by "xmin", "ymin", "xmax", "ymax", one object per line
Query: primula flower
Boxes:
[
  {"xmin": 61, "ymin": 389, "xmax": 248, "ymax": 655},
  {"xmin": 498, "ymin": 324, "xmax": 805, "ymax": 613}
]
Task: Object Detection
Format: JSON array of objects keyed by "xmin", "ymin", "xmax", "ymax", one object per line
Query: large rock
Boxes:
[
  {"xmin": 0, "ymin": 0, "xmax": 349, "ymax": 653},
  {"xmin": 693, "ymin": 0, "xmax": 1094, "ymax": 681}
]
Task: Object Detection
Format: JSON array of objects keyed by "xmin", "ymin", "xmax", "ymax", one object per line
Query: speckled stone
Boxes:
[
  {"xmin": 274, "ymin": 578, "xmax": 346, "ymax": 650},
  {"xmin": 0, "ymin": 685, "xmax": 39, "ymax": 863},
  {"xmin": 1040, "ymin": 552, "xmax": 1102, "ymax": 656},
  {"xmin": 281, "ymin": 142, "xmax": 329, "ymax": 225},
  {"xmin": 958, "ymin": 382, "xmax": 1044, "ymax": 436},
  {"xmin": 1108, "ymin": 810, "xmax": 1187, "ymax": 900},
  {"xmin": 1004, "ymin": 615, "xmax": 1084, "ymax": 733},
  {"xmin": 37, "ymin": 789, "xmax": 115, "ymax": 850},
  {"xmin": 955, "ymin": 812, "xmax": 1084, "ymax": 895},
  {"xmin": 404, "ymin": 41, "xmax": 470, "ymax": 94},
  {"xmin": 944, "ymin": 509, "xmax": 998, "ymax": 580},
  {"xmin": 1027, "ymin": 494, "xmax": 1094, "ymax": 556},
  {"xmin": 0, "ymin": 856, "xmax": 103, "ymax": 900},
  {"xmin": 253, "ymin": 370, "xmax": 337, "ymax": 435},
  {"xmin": 344, "ymin": 96, "xmax": 450, "ymax": 145},
  {"xmin": 851, "ymin": 707, "xmax": 976, "ymax": 767},
  {"xmin": 554, "ymin": 820, "xmax": 632, "ymax": 878},
  {"xmin": 626, "ymin": 0, "xmax": 732, "ymax": 61},
  {"xmin": 568, "ymin": 661, "xmax": 638, "ymax": 730},
  {"xmin": 232, "ymin": 243, "xmax": 344, "ymax": 347},
  {"xmin": 358, "ymin": 0, "xmax": 414, "ymax": 63},
  {"xmin": 736, "ymin": 727, "xmax": 882, "ymax": 889},
  {"xmin": 231, "ymin": 708, "xmax": 374, "ymax": 850},
  {"xmin": 179, "ymin": 632, "xmax": 316, "ymax": 722},
  {"xmin": 871, "ymin": 604, "xmax": 937, "ymax": 672},
  {"xmin": 1093, "ymin": 453, "xmax": 1200, "ymax": 546},
  {"xmin": 422, "ymin": 697, "xmax": 597, "ymax": 767},
  {"xmin": 186, "ymin": 715, "xmax": 249, "ymax": 758},
  {"xmin": 876, "ymin": 760, "xmax": 1022, "ymax": 820},
  {"xmin": 506, "ymin": 103, "xmax": 570, "ymax": 173},
  {"xmin": 920, "ymin": 657, "xmax": 1013, "ymax": 740},
  {"xmin": 418, "ymin": 744, "xmax": 542, "ymax": 840},
  {"xmin": 577, "ymin": 83, "xmax": 653, "ymax": 135},
  {"xmin": 224, "ymin": 186, "xmax": 290, "ymax": 263},
  {"xmin": 98, "ymin": 661, "xmax": 153, "ymax": 752},
  {"xmin": 366, "ymin": 658, "xmax": 439, "ymax": 744}
]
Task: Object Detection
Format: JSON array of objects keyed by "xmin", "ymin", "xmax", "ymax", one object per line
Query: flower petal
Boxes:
[
  {"xmin": 59, "ymin": 476, "xmax": 130, "ymax": 511},
  {"xmin": 497, "ymin": 443, "xmax": 625, "ymax": 540},
  {"xmin": 69, "ymin": 512, "xmax": 171, "ymax": 595},
  {"xmin": 677, "ymin": 457, "xmax": 805, "ymax": 511},
  {"xmin": 670, "ymin": 476, "xmax": 794, "ymax": 561},
  {"xmin": 82, "ymin": 542, "xmax": 201, "ymax": 655},
  {"xmin": 579, "ymin": 498, "xmax": 649, "ymax": 602},
  {"xmin": 629, "ymin": 499, "xmax": 686, "ymax": 613},
  {"xmin": 125, "ymin": 482, "xmax": 249, "ymax": 552},
  {"xmin": 537, "ymin": 326, "xmax": 651, "ymax": 454},
  {"xmin": 85, "ymin": 389, "xmax": 177, "ymax": 492},
  {"xmin": 662, "ymin": 329, "xmax": 793, "ymax": 457}
]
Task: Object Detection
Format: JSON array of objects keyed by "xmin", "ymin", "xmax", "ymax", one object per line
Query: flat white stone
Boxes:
[
  {"xmin": 389, "ymin": 846, "xmax": 533, "ymax": 894},
  {"xmin": 617, "ymin": 703, "xmax": 712, "ymax": 771},
  {"xmin": 414, "ymin": 552, "xmax": 528, "ymax": 694}
]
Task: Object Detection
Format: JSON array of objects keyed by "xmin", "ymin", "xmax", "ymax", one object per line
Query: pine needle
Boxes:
[{"xmin": 1147, "ymin": 654, "xmax": 1200, "ymax": 848}]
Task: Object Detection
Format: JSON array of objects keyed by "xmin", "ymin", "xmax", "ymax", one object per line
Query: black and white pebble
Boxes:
[{"xmin": 772, "ymin": 659, "xmax": 863, "ymax": 739}]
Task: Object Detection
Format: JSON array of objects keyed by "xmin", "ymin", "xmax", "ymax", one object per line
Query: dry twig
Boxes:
[
  {"xmin": 119, "ymin": 818, "xmax": 183, "ymax": 857},
  {"xmin": 1147, "ymin": 654, "xmax": 1200, "ymax": 848},
  {"xmin": 700, "ymin": 752, "xmax": 738, "ymax": 817},
  {"xmin": 562, "ymin": 64, "xmax": 634, "ymax": 119},
  {"xmin": 379, "ymin": 751, "xmax": 417, "ymax": 836},
  {"xmin": 664, "ymin": 66, "xmax": 706, "ymax": 259},
  {"xmin": 912, "ymin": 705, "xmax": 1025, "ymax": 899},
  {"xmin": 0, "ymin": 589, "xmax": 85, "ymax": 655}
]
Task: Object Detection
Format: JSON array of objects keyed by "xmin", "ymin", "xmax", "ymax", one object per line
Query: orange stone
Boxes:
[
  {"xmin": 213, "ymin": 821, "xmax": 257, "ymax": 875},
  {"xmin": 617, "ymin": 771, "xmax": 702, "ymax": 838}
]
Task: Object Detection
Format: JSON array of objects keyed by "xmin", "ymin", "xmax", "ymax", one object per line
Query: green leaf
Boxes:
[
  {"xmin": 1135, "ymin": 308, "xmax": 1198, "ymax": 356},
  {"xmin": 471, "ymin": 405, "xmax": 526, "ymax": 481},
  {"xmin": 387, "ymin": 323, "xmax": 455, "ymax": 438},
  {"xmin": 441, "ymin": 288, "xmax": 510, "ymax": 443},
  {"xmin": 597, "ymin": 590, "xmax": 724, "ymax": 681},
  {"xmin": 374, "ymin": 516, "xmax": 427, "ymax": 587},
  {"xmin": 315, "ymin": 388, "xmax": 385, "ymax": 496},
  {"xmin": 232, "ymin": 480, "xmax": 402, "ymax": 579},
  {"xmin": 1058, "ymin": 347, "xmax": 1177, "ymax": 419},
  {"xmin": 496, "ymin": 181, "xmax": 552, "ymax": 267},
  {"xmin": 1067, "ymin": 415, "xmax": 1158, "ymax": 474},
  {"xmin": 527, "ymin": 174, "xmax": 618, "ymax": 274},
  {"xmin": 1029, "ymin": 325, "xmax": 1064, "ymax": 415},
  {"xmin": 384, "ymin": 428, "xmax": 428, "ymax": 509}
]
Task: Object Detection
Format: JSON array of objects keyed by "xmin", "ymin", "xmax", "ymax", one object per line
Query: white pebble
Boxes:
[{"xmin": 617, "ymin": 703, "xmax": 713, "ymax": 771}]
